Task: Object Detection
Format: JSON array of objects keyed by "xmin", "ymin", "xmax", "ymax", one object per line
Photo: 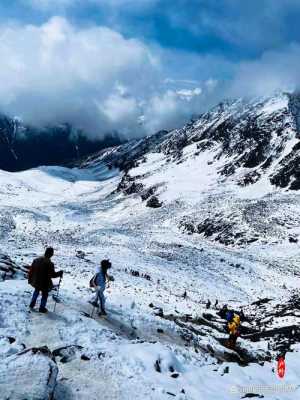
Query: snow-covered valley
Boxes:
[{"xmin": 1, "ymin": 93, "xmax": 300, "ymax": 400}]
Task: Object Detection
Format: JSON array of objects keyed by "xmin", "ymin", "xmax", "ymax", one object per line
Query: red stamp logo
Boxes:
[{"xmin": 277, "ymin": 357, "xmax": 285, "ymax": 379}]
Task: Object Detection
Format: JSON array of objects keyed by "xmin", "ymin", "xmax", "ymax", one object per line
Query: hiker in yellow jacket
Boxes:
[{"xmin": 226, "ymin": 311, "xmax": 241, "ymax": 349}]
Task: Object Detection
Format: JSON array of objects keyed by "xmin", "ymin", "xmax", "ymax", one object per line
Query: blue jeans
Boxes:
[
  {"xmin": 93, "ymin": 286, "xmax": 106, "ymax": 312},
  {"xmin": 30, "ymin": 289, "xmax": 48, "ymax": 309}
]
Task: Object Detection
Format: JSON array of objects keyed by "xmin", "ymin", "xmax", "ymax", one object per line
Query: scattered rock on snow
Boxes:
[
  {"xmin": 53, "ymin": 345, "xmax": 83, "ymax": 363},
  {"xmin": 124, "ymin": 182, "xmax": 144, "ymax": 195},
  {"xmin": 146, "ymin": 196, "xmax": 162, "ymax": 208},
  {"xmin": 75, "ymin": 250, "xmax": 86, "ymax": 259},
  {"xmin": 289, "ymin": 236, "xmax": 298, "ymax": 243},
  {"xmin": 222, "ymin": 366, "xmax": 229, "ymax": 375},
  {"xmin": 0, "ymin": 213, "xmax": 16, "ymax": 238},
  {"xmin": 0, "ymin": 253, "xmax": 27, "ymax": 281},
  {"xmin": 154, "ymin": 358, "xmax": 161, "ymax": 373},
  {"xmin": 0, "ymin": 337, "xmax": 26, "ymax": 359}
]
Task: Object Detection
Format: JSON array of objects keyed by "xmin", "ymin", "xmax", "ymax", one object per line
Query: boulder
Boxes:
[
  {"xmin": 53, "ymin": 345, "xmax": 83, "ymax": 363},
  {"xmin": 0, "ymin": 347, "xmax": 58, "ymax": 400},
  {"xmin": 75, "ymin": 250, "xmax": 86, "ymax": 259},
  {"xmin": 146, "ymin": 196, "xmax": 162, "ymax": 208},
  {"xmin": 289, "ymin": 236, "xmax": 298, "ymax": 243}
]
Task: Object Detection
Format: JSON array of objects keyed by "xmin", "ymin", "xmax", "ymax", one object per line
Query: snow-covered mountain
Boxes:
[
  {"xmin": 79, "ymin": 92, "xmax": 300, "ymax": 247},
  {"xmin": 0, "ymin": 92, "xmax": 300, "ymax": 399},
  {"xmin": 82, "ymin": 92, "xmax": 299, "ymax": 189}
]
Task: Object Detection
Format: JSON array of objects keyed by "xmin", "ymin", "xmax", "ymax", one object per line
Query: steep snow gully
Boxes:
[{"xmin": 1, "ymin": 92, "xmax": 300, "ymax": 400}]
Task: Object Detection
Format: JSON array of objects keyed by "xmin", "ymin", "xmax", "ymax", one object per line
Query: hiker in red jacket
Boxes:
[{"xmin": 28, "ymin": 247, "xmax": 63, "ymax": 313}]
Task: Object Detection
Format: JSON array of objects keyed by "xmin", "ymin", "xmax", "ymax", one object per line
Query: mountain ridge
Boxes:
[
  {"xmin": 79, "ymin": 91, "xmax": 299, "ymax": 191},
  {"xmin": 77, "ymin": 91, "xmax": 300, "ymax": 247}
]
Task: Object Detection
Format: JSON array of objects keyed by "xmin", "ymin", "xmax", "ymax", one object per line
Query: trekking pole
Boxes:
[
  {"xmin": 91, "ymin": 305, "xmax": 96, "ymax": 318},
  {"xmin": 53, "ymin": 276, "xmax": 62, "ymax": 312}
]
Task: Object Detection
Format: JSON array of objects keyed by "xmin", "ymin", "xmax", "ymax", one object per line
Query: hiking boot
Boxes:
[
  {"xmin": 98, "ymin": 310, "xmax": 107, "ymax": 316},
  {"xmin": 39, "ymin": 307, "xmax": 48, "ymax": 313},
  {"xmin": 98, "ymin": 312, "xmax": 107, "ymax": 317}
]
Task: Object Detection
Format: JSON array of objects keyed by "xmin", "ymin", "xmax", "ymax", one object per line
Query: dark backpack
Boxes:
[
  {"xmin": 28, "ymin": 264, "xmax": 34, "ymax": 286},
  {"xmin": 89, "ymin": 274, "xmax": 96, "ymax": 288}
]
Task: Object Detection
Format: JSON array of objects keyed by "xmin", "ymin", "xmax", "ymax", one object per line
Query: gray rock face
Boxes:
[
  {"xmin": 179, "ymin": 194, "xmax": 300, "ymax": 246},
  {"xmin": 0, "ymin": 213, "xmax": 16, "ymax": 239},
  {"xmin": 0, "ymin": 253, "xmax": 28, "ymax": 281},
  {"xmin": 0, "ymin": 347, "xmax": 58, "ymax": 400}
]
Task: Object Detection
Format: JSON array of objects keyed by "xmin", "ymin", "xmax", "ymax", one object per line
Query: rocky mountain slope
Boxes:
[
  {"xmin": 0, "ymin": 92, "xmax": 299, "ymax": 399},
  {"xmin": 0, "ymin": 115, "xmax": 121, "ymax": 171},
  {"xmin": 79, "ymin": 92, "xmax": 300, "ymax": 247},
  {"xmin": 81, "ymin": 92, "xmax": 299, "ymax": 188}
]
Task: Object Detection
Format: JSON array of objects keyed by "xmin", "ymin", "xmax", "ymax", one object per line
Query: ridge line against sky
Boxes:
[{"xmin": 0, "ymin": 0, "xmax": 299, "ymax": 139}]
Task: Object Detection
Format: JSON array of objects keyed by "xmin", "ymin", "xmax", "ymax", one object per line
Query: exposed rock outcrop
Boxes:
[
  {"xmin": 146, "ymin": 196, "xmax": 162, "ymax": 208},
  {"xmin": 0, "ymin": 253, "xmax": 28, "ymax": 281},
  {"xmin": 0, "ymin": 346, "xmax": 58, "ymax": 400}
]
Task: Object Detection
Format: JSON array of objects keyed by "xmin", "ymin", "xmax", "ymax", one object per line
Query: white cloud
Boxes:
[
  {"xmin": 176, "ymin": 88, "xmax": 202, "ymax": 101},
  {"xmin": 142, "ymin": 88, "xmax": 205, "ymax": 133},
  {"xmin": 98, "ymin": 85, "xmax": 141, "ymax": 135},
  {"xmin": 229, "ymin": 43, "xmax": 300, "ymax": 98},
  {"xmin": 0, "ymin": 16, "xmax": 222, "ymax": 138},
  {"xmin": 0, "ymin": 17, "xmax": 157, "ymax": 137},
  {"xmin": 0, "ymin": 16, "xmax": 297, "ymax": 140}
]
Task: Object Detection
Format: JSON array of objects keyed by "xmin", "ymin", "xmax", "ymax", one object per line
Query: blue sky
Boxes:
[
  {"xmin": 3, "ymin": 0, "xmax": 300, "ymax": 59},
  {"xmin": 0, "ymin": 0, "xmax": 299, "ymax": 137}
]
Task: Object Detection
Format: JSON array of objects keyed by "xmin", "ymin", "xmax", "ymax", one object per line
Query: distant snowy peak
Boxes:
[{"xmin": 81, "ymin": 92, "xmax": 299, "ymax": 192}]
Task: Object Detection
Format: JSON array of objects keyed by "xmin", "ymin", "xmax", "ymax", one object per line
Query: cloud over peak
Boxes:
[
  {"xmin": 0, "ymin": 16, "xmax": 224, "ymax": 138},
  {"xmin": 0, "ymin": 17, "xmax": 157, "ymax": 137},
  {"xmin": 0, "ymin": 11, "xmax": 299, "ymax": 140}
]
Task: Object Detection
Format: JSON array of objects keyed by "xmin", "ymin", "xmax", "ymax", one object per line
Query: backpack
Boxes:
[
  {"xmin": 28, "ymin": 261, "xmax": 37, "ymax": 287},
  {"xmin": 225, "ymin": 310, "xmax": 234, "ymax": 322},
  {"xmin": 28, "ymin": 264, "xmax": 33, "ymax": 286},
  {"xmin": 89, "ymin": 274, "xmax": 97, "ymax": 288}
]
